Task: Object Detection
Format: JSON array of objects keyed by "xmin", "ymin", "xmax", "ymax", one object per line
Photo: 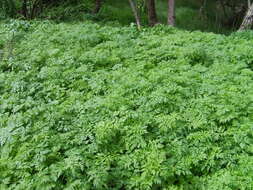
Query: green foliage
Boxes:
[
  {"xmin": 0, "ymin": 20, "xmax": 34, "ymax": 61},
  {"xmin": 0, "ymin": 0, "xmax": 242, "ymax": 33},
  {"xmin": 0, "ymin": 21, "xmax": 253, "ymax": 189},
  {"xmin": 0, "ymin": 0, "xmax": 17, "ymax": 18},
  {"xmin": 97, "ymin": 0, "xmax": 232, "ymax": 34},
  {"xmin": 40, "ymin": 0, "xmax": 94, "ymax": 21}
]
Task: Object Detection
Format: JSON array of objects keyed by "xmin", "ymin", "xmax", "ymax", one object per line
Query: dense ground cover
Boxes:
[{"xmin": 0, "ymin": 20, "xmax": 253, "ymax": 189}]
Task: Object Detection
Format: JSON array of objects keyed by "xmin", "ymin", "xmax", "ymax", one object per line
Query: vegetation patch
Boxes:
[{"xmin": 0, "ymin": 20, "xmax": 253, "ymax": 189}]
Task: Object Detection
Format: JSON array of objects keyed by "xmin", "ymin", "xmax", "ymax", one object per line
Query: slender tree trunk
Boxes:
[
  {"xmin": 93, "ymin": 0, "xmax": 102, "ymax": 14},
  {"xmin": 39, "ymin": 0, "xmax": 43, "ymax": 16},
  {"xmin": 128, "ymin": 0, "xmax": 141, "ymax": 30},
  {"xmin": 31, "ymin": 0, "xmax": 40, "ymax": 19},
  {"xmin": 168, "ymin": 0, "xmax": 175, "ymax": 26},
  {"xmin": 219, "ymin": 0, "xmax": 228, "ymax": 18},
  {"xmin": 239, "ymin": 3, "xmax": 253, "ymax": 30},
  {"xmin": 248, "ymin": 0, "xmax": 251, "ymax": 8},
  {"xmin": 147, "ymin": 0, "xmax": 158, "ymax": 26},
  {"xmin": 22, "ymin": 0, "xmax": 27, "ymax": 18}
]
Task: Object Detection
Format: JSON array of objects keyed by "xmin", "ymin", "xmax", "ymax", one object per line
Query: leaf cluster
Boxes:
[{"xmin": 0, "ymin": 22, "xmax": 253, "ymax": 189}]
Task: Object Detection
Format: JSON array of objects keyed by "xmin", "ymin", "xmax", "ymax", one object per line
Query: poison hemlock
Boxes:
[{"xmin": 0, "ymin": 21, "xmax": 253, "ymax": 190}]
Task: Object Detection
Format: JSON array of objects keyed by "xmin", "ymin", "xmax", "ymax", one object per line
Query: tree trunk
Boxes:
[
  {"xmin": 93, "ymin": 0, "xmax": 102, "ymax": 14},
  {"xmin": 147, "ymin": 0, "xmax": 158, "ymax": 26},
  {"xmin": 128, "ymin": 0, "xmax": 141, "ymax": 30},
  {"xmin": 168, "ymin": 0, "xmax": 175, "ymax": 26},
  {"xmin": 22, "ymin": 0, "xmax": 28, "ymax": 18},
  {"xmin": 31, "ymin": 0, "xmax": 40, "ymax": 19},
  {"xmin": 219, "ymin": 0, "xmax": 228, "ymax": 18},
  {"xmin": 239, "ymin": 3, "xmax": 253, "ymax": 30}
]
